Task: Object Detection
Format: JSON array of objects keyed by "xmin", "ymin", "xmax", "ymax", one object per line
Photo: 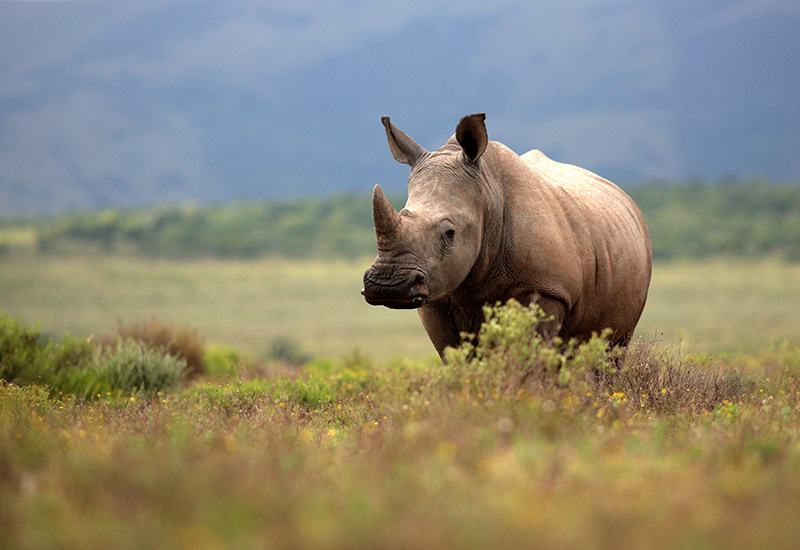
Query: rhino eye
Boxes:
[{"xmin": 439, "ymin": 222, "xmax": 456, "ymax": 251}]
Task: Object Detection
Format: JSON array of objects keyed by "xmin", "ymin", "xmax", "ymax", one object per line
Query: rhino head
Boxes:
[{"xmin": 362, "ymin": 113, "xmax": 490, "ymax": 309}]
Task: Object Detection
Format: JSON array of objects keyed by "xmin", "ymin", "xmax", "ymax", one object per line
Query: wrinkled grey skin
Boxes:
[{"xmin": 362, "ymin": 113, "xmax": 652, "ymax": 359}]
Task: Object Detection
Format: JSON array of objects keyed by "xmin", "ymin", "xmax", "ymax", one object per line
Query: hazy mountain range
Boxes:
[{"xmin": 1, "ymin": 0, "xmax": 799, "ymax": 215}]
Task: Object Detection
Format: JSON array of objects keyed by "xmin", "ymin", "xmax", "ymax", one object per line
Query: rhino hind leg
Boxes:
[
  {"xmin": 522, "ymin": 293, "xmax": 566, "ymax": 342},
  {"xmin": 612, "ymin": 330, "xmax": 633, "ymax": 348}
]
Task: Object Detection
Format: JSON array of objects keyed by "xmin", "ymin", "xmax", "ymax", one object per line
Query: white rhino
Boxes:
[{"xmin": 362, "ymin": 113, "xmax": 652, "ymax": 358}]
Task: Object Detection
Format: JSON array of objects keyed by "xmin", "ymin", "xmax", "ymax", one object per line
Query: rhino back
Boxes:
[{"xmin": 500, "ymin": 147, "xmax": 652, "ymax": 343}]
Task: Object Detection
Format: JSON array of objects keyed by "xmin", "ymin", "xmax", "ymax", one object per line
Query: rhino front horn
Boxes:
[{"xmin": 372, "ymin": 184, "xmax": 400, "ymax": 247}]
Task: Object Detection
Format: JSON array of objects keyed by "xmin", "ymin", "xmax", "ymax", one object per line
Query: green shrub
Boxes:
[
  {"xmin": 1, "ymin": 314, "xmax": 95, "ymax": 393},
  {"xmin": 1, "ymin": 311, "xmax": 187, "ymax": 398},
  {"xmin": 42, "ymin": 336, "xmax": 97, "ymax": 395},
  {"xmin": 438, "ymin": 300, "xmax": 748, "ymax": 413},
  {"xmin": 267, "ymin": 337, "xmax": 310, "ymax": 366},
  {"xmin": 203, "ymin": 345, "xmax": 242, "ymax": 378},
  {"xmin": 106, "ymin": 317, "xmax": 206, "ymax": 378},
  {"xmin": 442, "ymin": 300, "xmax": 612, "ymax": 398},
  {"xmin": 0, "ymin": 314, "xmax": 43, "ymax": 384},
  {"xmin": 87, "ymin": 339, "xmax": 187, "ymax": 398}
]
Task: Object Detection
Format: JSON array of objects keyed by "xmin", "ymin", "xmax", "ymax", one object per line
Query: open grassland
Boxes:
[
  {"xmin": 1, "ymin": 256, "xmax": 800, "ymax": 359},
  {"xmin": 0, "ymin": 256, "xmax": 428, "ymax": 361},
  {"xmin": 2, "ymin": 327, "xmax": 800, "ymax": 549},
  {"xmin": 639, "ymin": 258, "xmax": 800, "ymax": 353},
  {"xmin": 3, "ymin": 260, "xmax": 800, "ymax": 549}
]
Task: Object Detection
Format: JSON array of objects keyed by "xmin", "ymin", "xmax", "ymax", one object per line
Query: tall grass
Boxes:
[{"xmin": 2, "ymin": 300, "xmax": 798, "ymax": 549}]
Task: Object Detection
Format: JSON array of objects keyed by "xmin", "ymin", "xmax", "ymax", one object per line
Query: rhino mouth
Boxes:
[
  {"xmin": 362, "ymin": 293, "xmax": 427, "ymax": 310},
  {"xmin": 361, "ymin": 268, "xmax": 429, "ymax": 309}
]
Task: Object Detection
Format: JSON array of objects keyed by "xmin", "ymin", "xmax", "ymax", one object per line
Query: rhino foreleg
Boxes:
[
  {"xmin": 420, "ymin": 295, "xmax": 567, "ymax": 360},
  {"xmin": 418, "ymin": 305, "xmax": 462, "ymax": 359}
]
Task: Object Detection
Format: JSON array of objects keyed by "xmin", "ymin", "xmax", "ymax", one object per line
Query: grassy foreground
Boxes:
[
  {"xmin": 2, "ymin": 304, "xmax": 800, "ymax": 549},
  {"xmin": 3, "ymin": 256, "xmax": 800, "ymax": 547},
  {"xmin": 1, "ymin": 256, "xmax": 800, "ymax": 359}
]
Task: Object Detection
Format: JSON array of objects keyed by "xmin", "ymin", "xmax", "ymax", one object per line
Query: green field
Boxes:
[
  {"xmin": 3, "ymin": 300, "xmax": 800, "ymax": 549},
  {"xmin": 3, "ymin": 256, "xmax": 800, "ymax": 549},
  {"xmin": 1, "ymin": 256, "xmax": 800, "ymax": 359}
]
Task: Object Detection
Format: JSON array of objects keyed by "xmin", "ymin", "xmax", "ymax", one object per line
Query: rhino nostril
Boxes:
[{"xmin": 409, "ymin": 274, "xmax": 428, "ymax": 297}]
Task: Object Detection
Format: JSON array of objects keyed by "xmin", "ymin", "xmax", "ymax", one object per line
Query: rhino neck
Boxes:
[{"xmin": 456, "ymin": 143, "xmax": 510, "ymax": 297}]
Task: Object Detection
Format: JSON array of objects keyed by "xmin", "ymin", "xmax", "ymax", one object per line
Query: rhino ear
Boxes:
[
  {"xmin": 381, "ymin": 116, "xmax": 428, "ymax": 167},
  {"xmin": 456, "ymin": 113, "xmax": 488, "ymax": 163}
]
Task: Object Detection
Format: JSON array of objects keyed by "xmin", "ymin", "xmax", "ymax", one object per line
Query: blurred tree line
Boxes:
[
  {"xmin": 630, "ymin": 179, "xmax": 800, "ymax": 260},
  {"xmin": 1, "ymin": 179, "xmax": 798, "ymax": 261},
  {"xmin": 8, "ymin": 195, "xmax": 378, "ymax": 260}
]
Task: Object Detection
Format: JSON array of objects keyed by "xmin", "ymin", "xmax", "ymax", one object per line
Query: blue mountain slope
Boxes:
[{"xmin": 0, "ymin": 0, "xmax": 798, "ymax": 215}]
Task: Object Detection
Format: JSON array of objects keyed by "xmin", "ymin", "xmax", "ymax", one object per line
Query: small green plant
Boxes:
[
  {"xmin": 203, "ymin": 345, "xmax": 242, "ymax": 378},
  {"xmin": 88, "ymin": 339, "xmax": 187, "ymax": 398},
  {"xmin": 1, "ymin": 312, "xmax": 96, "ymax": 393},
  {"xmin": 0, "ymin": 313, "xmax": 43, "ymax": 384},
  {"xmin": 267, "ymin": 337, "xmax": 310, "ymax": 366},
  {"xmin": 107, "ymin": 317, "xmax": 206, "ymax": 378},
  {"xmin": 442, "ymin": 300, "xmax": 612, "ymax": 398}
]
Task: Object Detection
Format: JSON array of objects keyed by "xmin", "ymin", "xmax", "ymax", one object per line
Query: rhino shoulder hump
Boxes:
[{"xmin": 520, "ymin": 149, "xmax": 548, "ymax": 161}]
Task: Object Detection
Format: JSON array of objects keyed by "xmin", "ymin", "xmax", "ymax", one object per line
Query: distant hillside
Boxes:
[
  {"xmin": 2, "ymin": 181, "xmax": 799, "ymax": 261},
  {"xmin": 1, "ymin": 1, "xmax": 799, "ymax": 215}
]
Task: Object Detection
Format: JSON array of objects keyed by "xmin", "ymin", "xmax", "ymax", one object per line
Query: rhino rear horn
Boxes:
[
  {"xmin": 381, "ymin": 116, "xmax": 428, "ymax": 167},
  {"xmin": 372, "ymin": 184, "xmax": 400, "ymax": 247},
  {"xmin": 456, "ymin": 113, "xmax": 488, "ymax": 163}
]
